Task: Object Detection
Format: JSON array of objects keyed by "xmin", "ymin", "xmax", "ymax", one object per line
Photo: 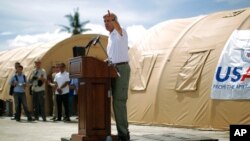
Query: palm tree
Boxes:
[{"xmin": 59, "ymin": 8, "xmax": 91, "ymax": 35}]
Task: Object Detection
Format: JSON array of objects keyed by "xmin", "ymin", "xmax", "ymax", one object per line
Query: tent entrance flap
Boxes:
[
  {"xmin": 0, "ymin": 78, "xmax": 6, "ymax": 91},
  {"xmin": 130, "ymin": 53, "xmax": 157, "ymax": 91},
  {"xmin": 175, "ymin": 50, "xmax": 211, "ymax": 92}
]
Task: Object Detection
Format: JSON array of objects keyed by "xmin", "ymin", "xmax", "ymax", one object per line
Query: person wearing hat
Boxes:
[{"xmin": 30, "ymin": 59, "xmax": 47, "ymax": 121}]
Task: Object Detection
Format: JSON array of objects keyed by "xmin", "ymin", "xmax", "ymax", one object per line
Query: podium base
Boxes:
[{"xmin": 71, "ymin": 134, "xmax": 118, "ymax": 141}]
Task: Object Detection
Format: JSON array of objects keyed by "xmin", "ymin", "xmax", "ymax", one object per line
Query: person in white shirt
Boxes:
[
  {"xmin": 54, "ymin": 63, "xmax": 70, "ymax": 122},
  {"xmin": 103, "ymin": 10, "xmax": 130, "ymax": 141}
]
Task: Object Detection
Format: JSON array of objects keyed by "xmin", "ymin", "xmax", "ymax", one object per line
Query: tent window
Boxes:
[
  {"xmin": 223, "ymin": 10, "xmax": 245, "ymax": 18},
  {"xmin": 0, "ymin": 78, "xmax": 6, "ymax": 91},
  {"xmin": 175, "ymin": 50, "xmax": 210, "ymax": 92},
  {"xmin": 130, "ymin": 54, "xmax": 157, "ymax": 91}
]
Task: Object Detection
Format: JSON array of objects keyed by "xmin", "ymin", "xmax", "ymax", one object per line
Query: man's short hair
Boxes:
[
  {"xmin": 15, "ymin": 62, "xmax": 21, "ymax": 69},
  {"xmin": 60, "ymin": 63, "xmax": 66, "ymax": 68},
  {"xmin": 34, "ymin": 59, "xmax": 41, "ymax": 63},
  {"xmin": 103, "ymin": 13, "xmax": 118, "ymax": 21},
  {"xmin": 18, "ymin": 65, "xmax": 23, "ymax": 69}
]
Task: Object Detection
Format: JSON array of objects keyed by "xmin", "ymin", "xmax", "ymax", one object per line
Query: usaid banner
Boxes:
[{"xmin": 211, "ymin": 30, "xmax": 250, "ymax": 99}]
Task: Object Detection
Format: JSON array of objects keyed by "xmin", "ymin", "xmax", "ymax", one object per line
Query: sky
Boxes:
[{"xmin": 0, "ymin": 0, "xmax": 250, "ymax": 51}]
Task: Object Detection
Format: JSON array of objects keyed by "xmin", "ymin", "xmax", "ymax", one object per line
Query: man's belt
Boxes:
[{"xmin": 114, "ymin": 62, "xmax": 128, "ymax": 66}]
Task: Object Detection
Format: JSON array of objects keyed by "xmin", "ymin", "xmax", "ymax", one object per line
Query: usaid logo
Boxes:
[
  {"xmin": 241, "ymin": 49, "xmax": 250, "ymax": 62},
  {"xmin": 215, "ymin": 66, "xmax": 250, "ymax": 82}
]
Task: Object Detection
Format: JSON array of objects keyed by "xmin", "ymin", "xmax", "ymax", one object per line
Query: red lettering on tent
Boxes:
[{"xmin": 241, "ymin": 67, "xmax": 250, "ymax": 81}]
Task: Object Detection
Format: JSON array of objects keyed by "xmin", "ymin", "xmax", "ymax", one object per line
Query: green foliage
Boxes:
[{"xmin": 59, "ymin": 8, "xmax": 91, "ymax": 36}]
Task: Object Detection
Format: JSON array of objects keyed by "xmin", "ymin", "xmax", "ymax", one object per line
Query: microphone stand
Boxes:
[
  {"xmin": 95, "ymin": 37, "xmax": 121, "ymax": 77},
  {"xmin": 85, "ymin": 39, "xmax": 95, "ymax": 56},
  {"xmin": 96, "ymin": 39, "xmax": 109, "ymax": 59}
]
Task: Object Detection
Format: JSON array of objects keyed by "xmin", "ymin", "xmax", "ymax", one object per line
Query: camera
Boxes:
[
  {"xmin": 31, "ymin": 76, "xmax": 43, "ymax": 87},
  {"xmin": 32, "ymin": 76, "xmax": 38, "ymax": 80},
  {"xmin": 37, "ymin": 80, "xmax": 43, "ymax": 87}
]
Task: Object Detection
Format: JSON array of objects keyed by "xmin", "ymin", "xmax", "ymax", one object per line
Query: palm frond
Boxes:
[
  {"xmin": 57, "ymin": 24, "xmax": 71, "ymax": 33},
  {"xmin": 59, "ymin": 8, "xmax": 91, "ymax": 35},
  {"xmin": 80, "ymin": 20, "xmax": 90, "ymax": 27},
  {"xmin": 79, "ymin": 28, "xmax": 91, "ymax": 32}
]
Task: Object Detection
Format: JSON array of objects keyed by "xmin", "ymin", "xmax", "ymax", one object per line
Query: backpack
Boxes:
[{"xmin": 9, "ymin": 75, "xmax": 26, "ymax": 95}]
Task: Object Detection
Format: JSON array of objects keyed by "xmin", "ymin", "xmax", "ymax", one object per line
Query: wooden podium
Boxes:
[{"xmin": 69, "ymin": 56, "xmax": 118, "ymax": 141}]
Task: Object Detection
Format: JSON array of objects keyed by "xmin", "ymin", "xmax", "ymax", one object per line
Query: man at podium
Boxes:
[{"xmin": 103, "ymin": 10, "xmax": 131, "ymax": 141}]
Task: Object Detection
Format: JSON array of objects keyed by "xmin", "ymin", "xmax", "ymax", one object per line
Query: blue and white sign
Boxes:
[{"xmin": 211, "ymin": 30, "xmax": 250, "ymax": 99}]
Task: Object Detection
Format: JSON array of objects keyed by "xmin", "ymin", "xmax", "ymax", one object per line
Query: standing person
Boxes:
[
  {"xmin": 10, "ymin": 65, "xmax": 33, "ymax": 122},
  {"xmin": 103, "ymin": 10, "xmax": 131, "ymax": 141},
  {"xmin": 48, "ymin": 64, "xmax": 65, "ymax": 120},
  {"xmin": 10, "ymin": 62, "xmax": 21, "ymax": 120},
  {"xmin": 47, "ymin": 65, "xmax": 58, "ymax": 120},
  {"xmin": 30, "ymin": 59, "xmax": 47, "ymax": 121},
  {"xmin": 54, "ymin": 63, "xmax": 70, "ymax": 122},
  {"xmin": 69, "ymin": 78, "xmax": 79, "ymax": 117}
]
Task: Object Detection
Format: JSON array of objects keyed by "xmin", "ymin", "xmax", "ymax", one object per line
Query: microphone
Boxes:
[
  {"xmin": 85, "ymin": 38, "xmax": 95, "ymax": 48},
  {"xmin": 84, "ymin": 36, "xmax": 100, "ymax": 56},
  {"xmin": 93, "ymin": 36, "xmax": 100, "ymax": 46}
]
